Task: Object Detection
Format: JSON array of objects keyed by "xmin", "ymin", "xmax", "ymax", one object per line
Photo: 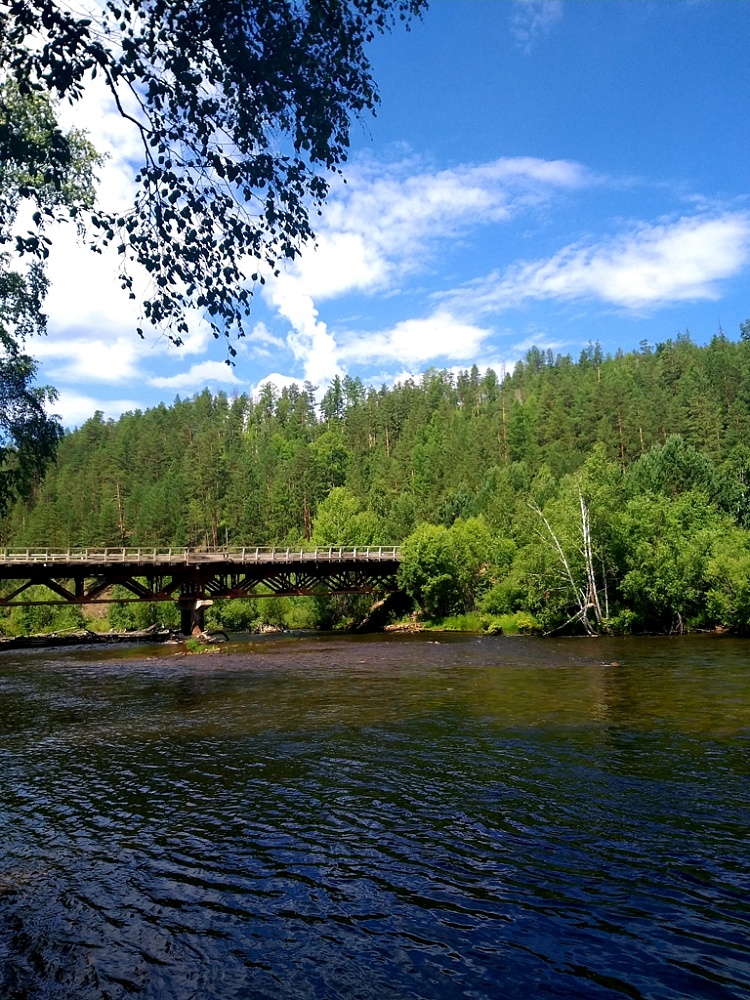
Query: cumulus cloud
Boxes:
[
  {"xmin": 48, "ymin": 390, "xmax": 143, "ymax": 429},
  {"xmin": 148, "ymin": 361, "xmax": 245, "ymax": 390},
  {"xmin": 44, "ymin": 226, "xmax": 142, "ymax": 342},
  {"xmin": 285, "ymin": 155, "xmax": 590, "ymax": 302},
  {"xmin": 248, "ymin": 322, "xmax": 286, "ymax": 351},
  {"xmin": 337, "ymin": 310, "xmax": 493, "ymax": 367},
  {"xmin": 269, "ymin": 277, "xmax": 343, "ymax": 386},
  {"xmin": 267, "ymin": 154, "xmax": 591, "ymax": 383},
  {"xmin": 253, "ymin": 372, "xmax": 307, "ymax": 398},
  {"xmin": 447, "ymin": 213, "xmax": 750, "ymax": 314},
  {"xmin": 44, "ymin": 224, "xmax": 214, "ymax": 359},
  {"xmin": 34, "ymin": 334, "xmax": 144, "ymax": 384},
  {"xmin": 56, "ymin": 75, "xmax": 143, "ymax": 214}
]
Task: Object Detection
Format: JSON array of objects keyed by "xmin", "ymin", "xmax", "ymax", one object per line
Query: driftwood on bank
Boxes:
[
  {"xmin": 0, "ymin": 625, "xmax": 176, "ymax": 650},
  {"xmin": 352, "ymin": 590, "xmax": 414, "ymax": 633}
]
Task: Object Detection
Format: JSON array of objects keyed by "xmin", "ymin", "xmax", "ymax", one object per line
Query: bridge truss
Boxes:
[{"xmin": 0, "ymin": 548, "xmax": 402, "ymax": 620}]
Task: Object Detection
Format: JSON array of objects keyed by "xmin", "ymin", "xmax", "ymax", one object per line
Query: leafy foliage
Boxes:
[
  {"xmin": 398, "ymin": 522, "xmax": 459, "ymax": 617},
  {"xmin": 311, "ymin": 487, "xmax": 379, "ymax": 546},
  {"xmin": 0, "ymin": 81, "xmax": 98, "ymax": 512},
  {"xmin": 7, "ymin": 329, "xmax": 750, "ymax": 632},
  {"xmin": 617, "ymin": 491, "xmax": 728, "ymax": 631},
  {"xmin": 3, "ymin": 0, "xmax": 426, "ymax": 347},
  {"xmin": 0, "ymin": 334, "xmax": 62, "ymax": 514},
  {"xmin": 0, "ymin": 80, "xmax": 100, "ymax": 254},
  {"xmin": 625, "ymin": 435, "xmax": 719, "ymax": 501}
]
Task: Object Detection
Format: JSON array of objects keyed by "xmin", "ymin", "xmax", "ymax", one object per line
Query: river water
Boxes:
[{"xmin": 0, "ymin": 633, "xmax": 748, "ymax": 999}]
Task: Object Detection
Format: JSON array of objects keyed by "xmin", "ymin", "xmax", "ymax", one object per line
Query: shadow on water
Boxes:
[{"xmin": 1, "ymin": 633, "xmax": 749, "ymax": 999}]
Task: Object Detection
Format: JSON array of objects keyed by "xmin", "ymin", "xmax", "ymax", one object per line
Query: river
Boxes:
[{"xmin": 0, "ymin": 633, "xmax": 748, "ymax": 999}]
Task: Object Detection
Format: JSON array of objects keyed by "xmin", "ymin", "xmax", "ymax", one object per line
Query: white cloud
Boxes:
[
  {"xmin": 509, "ymin": 333, "xmax": 568, "ymax": 357},
  {"xmin": 248, "ymin": 322, "xmax": 286, "ymax": 351},
  {"xmin": 243, "ymin": 322, "xmax": 287, "ymax": 359},
  {"xmin": 269, "ymin": 277, "xmax": 343, "ymax": 386},
  {"xmin": 267, "ymin": 154, "xmax": 590, "ymax": 384},
  {"xmin": 34, "ymin": 334, "xmax": 143, "ymax": 384},
  {"xmin": 149, "ymin": 361, "xmax": 244, "ymax": 390},
  {"xmin": 48, "ymin": 390, "xmax": 143, "ymax": 429},
  {"xmin": 337, "ymin": 310, "xmax": 493, "ymax": 366},
  {"xmin": 449, "ymin": 213, "xmax": 750, "ymax": 314},
  {"xmin": 510, "ymin": 0, "xmax": 564, "ymax": 54},
  {"xmin": 289, "ymin": 231, "xmax": 390, "ymax": 301},
  {"xmin": 288, "ymin": 155, "xmax": 590, "ymax": 303},
  {"xmin": 44, "ymin": 227, "xmax": 142, "ymax": 342},
  {"xmin": 44, "ymin": 222, "xmax": 217, "ymax": 360},
  {"xmin": 253, "ymin": 373, "xmax": 307, "ymax": 398},
  {"xmin": 56, "ymin": 74, "xmax": 143, "ymax": 214}
]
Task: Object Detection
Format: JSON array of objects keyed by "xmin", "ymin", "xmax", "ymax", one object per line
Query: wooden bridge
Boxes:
[{"xmin": 0, "ymin": 547, "xmax": 402, "ymax": 634}]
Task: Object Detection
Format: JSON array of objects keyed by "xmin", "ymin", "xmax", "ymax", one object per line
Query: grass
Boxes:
[
  {"xmin": 420, "ymin": 610, "xmax": 542, "ymax": 635},
  {"xmin": 183, "ymin": 637, "xmax": 220, "ymax": 654}
]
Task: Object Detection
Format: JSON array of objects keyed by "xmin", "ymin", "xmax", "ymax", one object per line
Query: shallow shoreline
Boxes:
[
  {"xmin": 0, "ymin": 621, "xmax": 739, "ymax": 652},
  {"xmin": 0, "ymin": 628, "xmax": 176, "ymax": 650}
]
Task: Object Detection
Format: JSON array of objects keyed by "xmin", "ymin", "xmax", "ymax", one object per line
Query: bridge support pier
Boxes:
[{"xmin": 176, "ymin": 597, "xmax": 214, "ymax": 636}]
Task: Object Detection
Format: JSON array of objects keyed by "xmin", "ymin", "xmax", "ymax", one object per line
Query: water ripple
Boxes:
[{"xmin": 1, "ymin": 635, "xmax": 749, "ymax": 998}]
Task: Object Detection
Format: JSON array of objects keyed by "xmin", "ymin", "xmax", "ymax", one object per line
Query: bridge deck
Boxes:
[
  {"xmin": 0, "ymin": 546, "xmax": 400, "ymax": 570},
  {"xmin": 0, "ymin": 547, "xmax": 403, "ymax": 609}
]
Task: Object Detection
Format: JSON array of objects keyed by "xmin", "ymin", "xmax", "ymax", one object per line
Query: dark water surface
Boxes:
[{"xmin": 0, "ymin": 633, "xmax": 748, "ymax": 999}]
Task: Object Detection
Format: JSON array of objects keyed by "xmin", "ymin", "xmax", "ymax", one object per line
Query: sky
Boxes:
[{"xmin": 35, "ymin": 0, "xmax": 750, "ymax": 426}]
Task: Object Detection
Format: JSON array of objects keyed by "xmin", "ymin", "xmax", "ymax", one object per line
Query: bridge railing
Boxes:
[{"xmin": 0, "ymin": 546, "xmax": 401, "ymax": 565}]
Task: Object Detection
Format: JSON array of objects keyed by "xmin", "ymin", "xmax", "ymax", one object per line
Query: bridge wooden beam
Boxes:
[
  {"xmin": 0, "ymin": 579, "xmax": 33, "ymax": 604},
  {"xmin": 0, "ymin": 549, "xmax": 402, "ymax": 608},
  {"xmin": 34, "ymin": 578, "xmax": 77, "ymax": 603}
]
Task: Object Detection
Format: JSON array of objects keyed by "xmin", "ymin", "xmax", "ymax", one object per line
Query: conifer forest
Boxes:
[{"xmin": 5, "ymin": 330, "xmax": 750, "ymax": 636}]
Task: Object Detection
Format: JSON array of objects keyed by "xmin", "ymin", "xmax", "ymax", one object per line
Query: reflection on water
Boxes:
[{"xmin": 1, "ymin": 634, "xmax": 749, "ymax": 999}]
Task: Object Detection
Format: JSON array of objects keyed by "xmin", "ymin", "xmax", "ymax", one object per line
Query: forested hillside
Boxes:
[{"xmin": 5, "ymin": 330, "xmax": 750, "ymax": 634}]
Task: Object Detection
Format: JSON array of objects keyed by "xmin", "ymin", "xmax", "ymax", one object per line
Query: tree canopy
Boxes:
[
  {"xmin": 8, "ymin": 330, "xmax": 750, "ymax": 634},
  {"xmin": 0, "ymin": 80, "xmax": 100, "ymax": 512},
  {"xmin": 2, "ymin": 0, "xmax": 427, "ymax": 349}
]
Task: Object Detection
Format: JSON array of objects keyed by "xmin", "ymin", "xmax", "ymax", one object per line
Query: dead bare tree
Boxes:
[{"xmin": 529, "ymin": 493, "xmax": 607, "ymax": 636}]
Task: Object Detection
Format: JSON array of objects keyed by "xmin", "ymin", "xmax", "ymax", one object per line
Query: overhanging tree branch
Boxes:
[{"xmin": 2, "ymin": 0, "xmax": 428, "ymax": 349}]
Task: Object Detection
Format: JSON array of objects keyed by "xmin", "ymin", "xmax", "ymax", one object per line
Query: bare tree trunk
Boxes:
[
  {"xmin": 617, "ymin": 410, "xmax": 626, "ymax": 473},
  {"xmin": 303, "ymin": 496, "xmax": 311, "ymax": 540},
  {"xmin": 601, "ymin": 555, "xmax": 610, "ymax": 620},
  {"xmin": 529, "ymin": 501, "xmax": 597, "ymax": 636},
  {"xmin": 115, "ymin": 482, "xmax": 127, "ymax": 545},
  {"xmin": 580, "ymin": 493, "xmax": 604, "ymax": 629}
]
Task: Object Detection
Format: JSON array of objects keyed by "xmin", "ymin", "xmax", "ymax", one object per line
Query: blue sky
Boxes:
[{"xmin": 38, "ymin": 0, "xmax": 750, "ymax": 425}]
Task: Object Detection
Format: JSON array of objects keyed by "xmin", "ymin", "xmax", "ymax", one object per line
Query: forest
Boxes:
[{"xmin": 4, "ymin": 328, "xmax": 750, "ymax": 636}]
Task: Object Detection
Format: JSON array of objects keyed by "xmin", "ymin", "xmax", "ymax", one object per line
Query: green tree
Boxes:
[
  {"xmin": 0, "ymin": 332, "xmax": 62, "ymax": 516},
  {"xmin": 311, "ymin": 487, "xmax": 381, "ymax": 546},
  {"xmin": 398, "ymin": 522, "xmax": 460, "ymax": 618},
  {"xmin": 0, "ymin": 82, "xmax": 98, "ymax": 514},
  {"xmin": 0, "ymin": 80, "xmax": 99, "ymax": 254},
  {"xmin": 398, "ymin": 517, "xmax": 499, "ymax": 618},
  {"xmin": 448, "ymin": 516, "xmax": 506, "ymax": 612},
  {"xmin": 616, "ymin": 491, "xmax": 727, "ymax": 631},
  {"xmin": 705, "ymin": 528, "xmax": 750, "ymax": 630},
  {"xmin": 625, "ymin": 435, "xmax": 720, "ymax": 501},
  {"xmin": 4, "ymin": 0, "xmax": 426, "ymax": 347}
]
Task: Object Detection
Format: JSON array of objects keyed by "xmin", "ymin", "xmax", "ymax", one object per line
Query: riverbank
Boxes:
[
  {"xmin": 0, "ymin": 625, "xmax": 177, "ymax": 650},
  {"xmin": 0, "ymin": 614, "xmax": 736, "ymax": 651},
  {"xmin": 384, "ymin": 610, "xmax": 542, "ymax": 635}
]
